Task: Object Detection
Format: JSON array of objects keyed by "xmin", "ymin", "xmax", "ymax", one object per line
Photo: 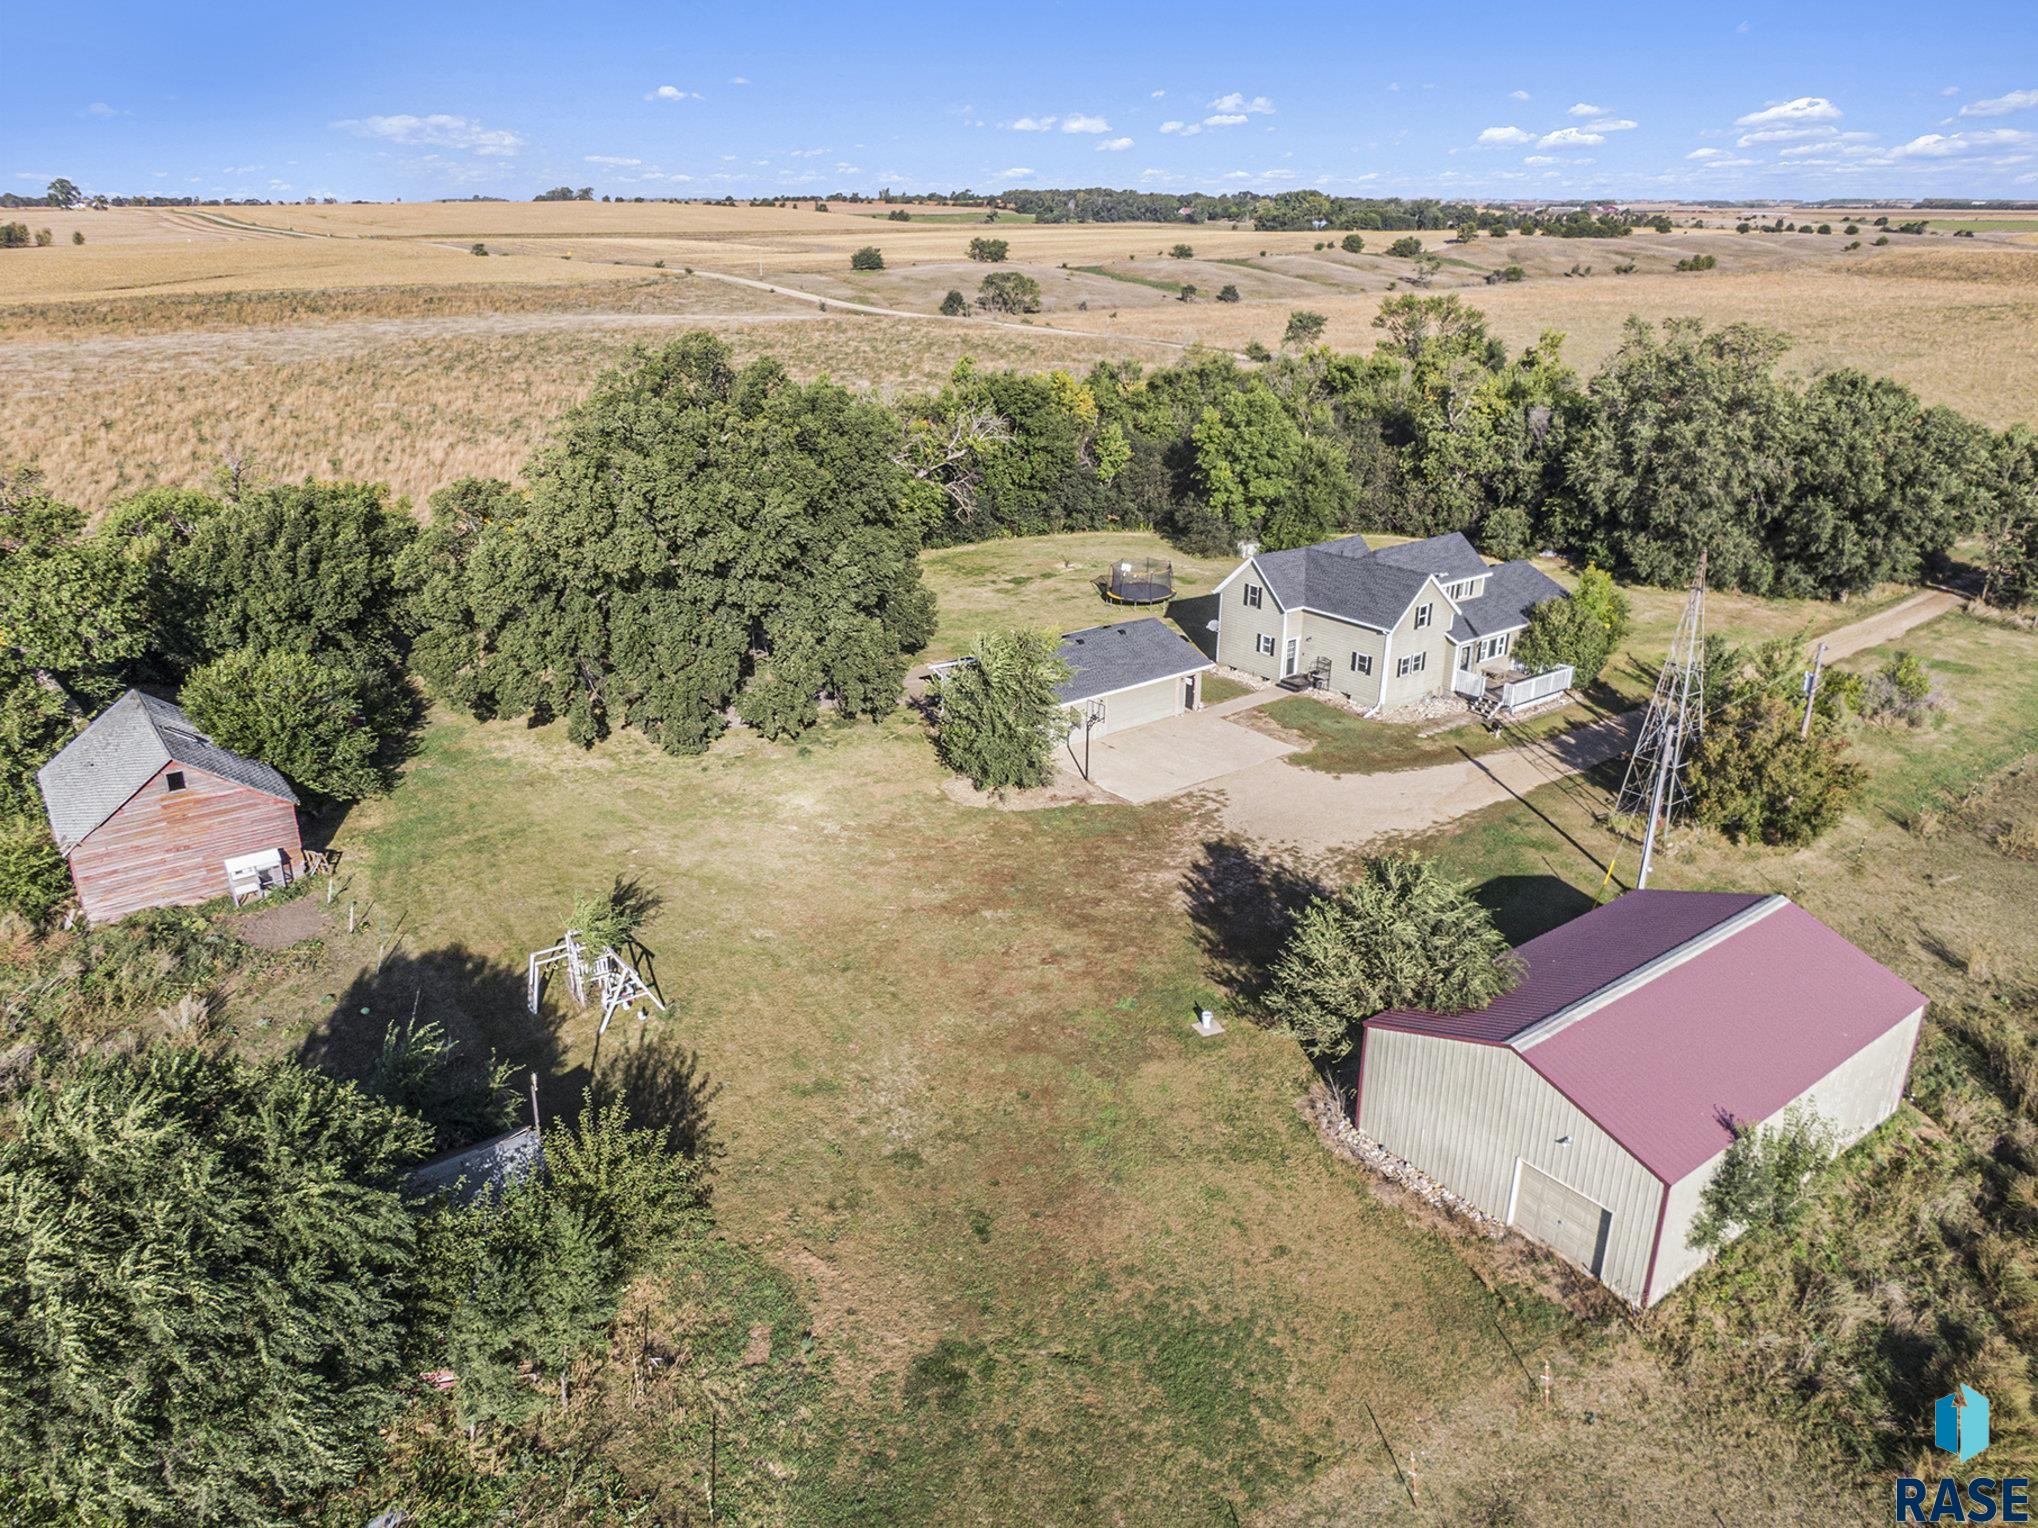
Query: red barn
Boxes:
[{"xmin": 38, "ymin": 690, "xmax": 302, "ymax": 925}]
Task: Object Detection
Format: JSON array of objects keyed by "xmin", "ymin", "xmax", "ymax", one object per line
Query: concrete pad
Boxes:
[{"xmin": 1071, "ymin": 709, "xmax": 1298, "ymax": 804}]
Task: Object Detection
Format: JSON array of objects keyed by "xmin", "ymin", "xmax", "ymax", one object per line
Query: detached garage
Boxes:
[
  {"xmin": 1355, "ymin": 890, "xmax": 1926, "ymax": 1306},
  {"xmin": 1056, "ymin": 619, "xmax": 1213, "ymax": 737}
]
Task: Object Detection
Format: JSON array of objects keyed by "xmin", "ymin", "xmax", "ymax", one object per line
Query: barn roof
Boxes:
[
  {"xmin": 1056, "ymin": 619, "xmax": 1212, "ymax": 705},
  {"xmin": 38, "ymin": 689, "xmax": 298, "ymax": 852},
  {"xmin": 1366, "ymin": 890, "xmax": 1927, "ymax": 1182}
]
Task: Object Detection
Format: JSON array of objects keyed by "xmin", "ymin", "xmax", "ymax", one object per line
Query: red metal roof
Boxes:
[{"xmin": 1367, "ymin": 891, "xmax": 1927, "ymax": 1183}]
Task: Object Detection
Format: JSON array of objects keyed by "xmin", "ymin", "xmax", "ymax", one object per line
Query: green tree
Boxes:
[
  {"xmin": 547, "ymin": 1100, "xmax": 708, "ymax": 1269},
  {"xmin": 976, "ymin": 270, "xmax": 1041, "ymax": 312},
  {"xmin": 1282, "ymin": 309, "xmax": 1329, "ymax": 348},
  {"xmin": 0, "ymin": 1047, "xmax": 432, "ymax": 1521},
  {"xmin": 1515, "ymin": 566, "xmax": 1630, "ymax": 685},
  {"xmin": 180, "ymin": 646, "xmax": 394, "ymax": 800},
  {"xmin": 1216, "ymin": 283, "xmax": 1241, "ymax": 302},
  {"xmin": 967, "ymin": 236, "xmax": 1009, "ymax": 262},
  {"xmin": 1169, "ymin": 243, "xmax": 1195, "ymax": 259},
  {"xmin": 400, "ymin": 334, "xmax": 932, "ymax": 754},
  {"xmin": 1687, "ymin": 691, "xmax": 1865, "ymax": 846},
  {"xmin": 1981, "ymin": 428, "xmax": 2038, "ymax": 607},
  {"xmin": 45, "ymin": 179, "xmax": 81, "ymax": 208},
  {"xmin": 939, "ymin": 288, "xmax": 968, "ymax": 316},
  {"xmin": 1689, "ymin": 1104, "xmax": 1836, "ymax": 1250},
  {"xmin": 1387, "ymin": 235, "xmax": 1425, "ymax": 258},
  {"xmin": 0, "ymin": 814, "xmax": 69, "ymax": 923},
  {"xmin": 850, "ymin": 245, "xmax": 885, "ymax": 270},
  {"xmin": 1267, "ymin": 853, "xmax": 1521, "ymax": 1061},
  {"xmin": 1340, "ymin": 232, "xmax": 1365, "ymax": 254},
  {"xmin": 1192, "ymin": 383, "xmax": 1303, "ymax": 541},
  {"xmin": 930, "ymin": 627, "xmax": 1072, "ymax": 790}
]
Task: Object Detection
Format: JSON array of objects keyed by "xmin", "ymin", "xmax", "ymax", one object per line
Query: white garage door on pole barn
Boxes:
[{"xmin": 1512, "ymin": 1161, "xmax": 1612, "ymax": 1278}]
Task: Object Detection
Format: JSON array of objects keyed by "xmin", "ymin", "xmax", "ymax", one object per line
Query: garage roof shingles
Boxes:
[
  {"xmin": 1055, "ymin": 619, "xmax": 1212, "ymax": 705},
  {"xmin": 1367, "ymin": 890, "xmax": 1926, "ymax": 1183}
]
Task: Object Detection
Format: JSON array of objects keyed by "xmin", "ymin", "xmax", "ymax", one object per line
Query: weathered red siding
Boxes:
[{"xmin": 67, "ymin": 761, "xmax": 302, "ymax": 924}]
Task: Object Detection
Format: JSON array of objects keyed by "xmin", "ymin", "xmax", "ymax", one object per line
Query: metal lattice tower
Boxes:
[{"xmin": 1615, "ymin": 552, "xmax": 1706, "ymax": 889}]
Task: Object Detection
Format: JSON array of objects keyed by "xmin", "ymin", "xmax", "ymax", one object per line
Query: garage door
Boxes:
[
  {"xmin": 1074, "ymin": 678, "xmax": 1183, "ymax": 738},
  {"xmin": 1512, "ymin": 1162, "xmax": 1611, "ymax": 1277}
]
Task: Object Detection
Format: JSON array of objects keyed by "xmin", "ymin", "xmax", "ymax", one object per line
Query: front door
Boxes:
[
  {"xmin": 1459, "ymin": 644, "xmax": 1474, "ymax": 671},
  {"xmin": 1183, "ymin": 676, "xmax": 1198, "ymax": 710},
  {"xmin": 1282, "ymin": 638, "xmax": 1299, "ymax": 677}
]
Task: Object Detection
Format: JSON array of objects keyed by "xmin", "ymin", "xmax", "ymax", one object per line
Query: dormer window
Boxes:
[
  {"xmin": 1243, "ymin": 583, "xmax": 1263, "ymax": 610},
  {"xmin": 1415, "ymin": 602, "xmax": 1434, "ymax": 630}
]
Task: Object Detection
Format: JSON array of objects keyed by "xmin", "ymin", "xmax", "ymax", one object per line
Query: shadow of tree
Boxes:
[
  {"xmin": 589, "ymin": 1028, "xmax": 723, "ymax": 1169},
  {"xmin": 297, "ymin": 944, "xmax": 583, "ymax": 1140},
  {"xmin": 1471, "ymin": 874, "xmax": 1596, "ymax": 947},
  {"xmin": 1181, "ymin": 838, "xmax": 1330, "ymax": 1006}
]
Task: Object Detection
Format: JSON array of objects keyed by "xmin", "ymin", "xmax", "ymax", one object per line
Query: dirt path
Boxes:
[{"xmin": 1204, "ymin": 587, "xmax": 1966, "ymax": 858}]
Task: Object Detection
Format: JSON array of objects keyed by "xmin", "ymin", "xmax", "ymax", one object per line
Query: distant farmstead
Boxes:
[
  {"xmin": 37, "ymin": 690, "xmax": 303, "ymax": 924},
  {"xmin": 1355, "ymin": 890, "xmax": 1925, "ymax": 1306}
]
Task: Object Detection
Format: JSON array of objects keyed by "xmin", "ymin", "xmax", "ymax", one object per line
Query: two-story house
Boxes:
[{"xmin": 1212, "ymin": 532, "xmax": 1568, "ymax": 711}]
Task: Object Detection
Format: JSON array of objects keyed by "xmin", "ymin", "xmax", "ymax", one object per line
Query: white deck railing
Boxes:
[
  {"xmin": 1498, "ymin": 664, "xmax": 1573, "ymax": 712},
  {"xmin": 1450, "ymin": 666, "xmax": 1484, "ymax": 698}
]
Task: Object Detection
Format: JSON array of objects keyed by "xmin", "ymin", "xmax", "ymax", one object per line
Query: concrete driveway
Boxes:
[{"xmin": 1067, "ymin": 708, "xmax": 1298, "ymax": 804}]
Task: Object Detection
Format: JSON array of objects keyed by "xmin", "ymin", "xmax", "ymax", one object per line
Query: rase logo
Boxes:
[{"xmin": 1895, "ymin": 1386, "xmax": 2030, "ymax": 1523}]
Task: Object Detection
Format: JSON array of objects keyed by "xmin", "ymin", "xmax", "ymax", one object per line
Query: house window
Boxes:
[
  {"xmin": 1243, "ymin": 583, "xmax": 1263, "ymax": 609},
  {"xmin": 165, "ymin": 771, "xmax": 186, "ymax": 792},
  {"xmin": 1410, "ymin": 651, "xmax": 1427, "ymax": 674},
  {"xmin": 1255, "ymin": 633, "xmax": 1276, "ymax": 657},
  {"xmin": 1498, "ymin": 631, "xmax": 1510, "ymax": 655},
  {"xmin": 1396, "ymin": 656, "xmax": 1412, "ymax": 678},
  {"xmin": 1350, "ymin": 652, "xmax": 1372, "ymax": 676},
  {"xmin": 1415, "ymin": 602, "xmax": 1433, "ymax": 630}
]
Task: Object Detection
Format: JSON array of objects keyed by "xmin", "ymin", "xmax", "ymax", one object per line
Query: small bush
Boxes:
[
  {"xmin": 1386, "ymin": 236, "xmax": 1424, "ymax": 259},
  {"xmin": 1690, "ymin": 1104, "xmax": 1837, "ymax": 1250},
  {"xmin": 1340, "ymin": 233, "xmax": 1365, "ymax": 254},
  {"xmin": 850, "ymin": 245, "xmax": 884, "ymax": 271},
  {"xmin": 1216, "ymin": 284, "xmax": 1240, "ymax": 302},
  {"xmin": 939, "ymin": 288, "xmax": 968, "ymax": 316},
  {"xmin": 967, "ymin": 236, "xmax": 1009, "ymax": 263},
  {"xmin": 470, "ymin": 243, "xmax": 487, "ymax": 256},
  {"xmin": 1169, "ymin": 243, "xmax": 1194, "ymax": 260}
]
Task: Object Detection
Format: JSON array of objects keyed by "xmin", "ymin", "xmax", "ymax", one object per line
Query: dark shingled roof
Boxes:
[
  {"xmin": 1369, "ymin": 531, "xmax": 1488, "ymax": 583},
  {"xmin": 1056, "ymin": 619, "xmax": 1212, "ymax": 705},
  {"xmin": 1366, "ymin": 890, "xmax": 1927, "ymax": 1182},
  {"xmin": 1448, "ymin": 560, "xmax": 1569, "ymax": 641},
  {"xmin": 38, "ymin": 689, "xmax": 299, "ymax": 853},
  {"xmin": 1243, "ymin": 531, "xmax": 1534, "ymax": 632}
]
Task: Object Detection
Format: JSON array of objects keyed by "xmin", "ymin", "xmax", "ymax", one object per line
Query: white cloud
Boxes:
[
  {"xmin": 1204, "ymin": 113, "xmax": 1249, "ymax": 128},
  {"xmin": 1007, "ymin": 115, "xmax": 1056, "ymax": 131},
  {"xmin": 646, "ymin": 85, "xmax": 702, "ymax": 102},
  {"xmin": 1477, "ymin": 126, "xmax": 1533, "ymax": 146},
  {"xmin": 1522, "ymin": 155, "xmax": 1556, "ymax": 165},
  {"xmin": 1686, "ymin": 147, "xmax": 1730, "ymax": 160},
  {"xmin": 1537, "ymin": 127, "xmax": 1605, "ymax": 148},
  {"xmin": 728, "ymin": 76, "xmax": 750, "ymax": 86},
  {"xmin": 1889, "ymin": 128, "xmax": 2037, "ymax": 157},
  {"xmin": 584, "ymin": 154, "xmax": 642, "ymax": 166},
  {"xmin": 1734, "ymin": 96, "xmax": 1840, "ymax": 127},
  {"xmin": 1150, "ymin": 89, "xmax": 1165, "ymax": 98},
  {"xmin": 1961, "ymin": 89, "xmax": 2038, "ymax": 118},
  {"xmin": 331, "ymin": 113, "xmax": 525, "ymax": 156},
  {"xmin": 997, "ymin": 166, "xmax": 1037, "ymax": 179},
  {"xmin": 787, "ymin": 147, "xmax": 829, "ymax": 157},
  {"xmin": 1160, "ymin": 119, "xmax": 1199, "ymax": 136},
  {"xmin": 81, "ymin": 101, "xmax": 124, "ymax": 117},
  {"xmin": 1586, "ymin": 118, "xmax": 1638, "ymax": 132},
  {"xmin": 1940, "ymin": 85, "xmax": 1961, "ymax": 97},
  {"xmin": 1061, "ymin": 113, "xmax": 1111, "ymax": 133},
  {"xmin": 1097, "ymin": 136, "xmax": 1134, "ymax": 152},
  {"xmin": 1568, "ymin": 101, "xmax": 1608, "ymax": 117},
  {"xmin": 1208, "ymin": 92, "xmax": 1275, "ymax": 115},
  {"xmin": 1509, "ymin": 89, "xmax": 1531, "ymax": 101},
  {"xmin": 1694, "ymin": 155, "xmax": 1756, "ymax": 168}
]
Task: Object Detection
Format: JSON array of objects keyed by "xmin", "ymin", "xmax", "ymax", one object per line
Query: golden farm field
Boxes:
[{"xmin": 3, "ymin": 200, "xmax": 2036, "ymax": 511}]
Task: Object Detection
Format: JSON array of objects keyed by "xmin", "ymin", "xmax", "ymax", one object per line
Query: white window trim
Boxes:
[
  {"xmin": 1255, "ymin": 633, "xmax": 1276, "ymax": 656},
  {"xmin": 1415, "ymin": 602, "xmax": 1433, "ymax": 630},
  {"xmin": 1243, "ymin": 582, "xmax": 1263, "ymax": 609}
]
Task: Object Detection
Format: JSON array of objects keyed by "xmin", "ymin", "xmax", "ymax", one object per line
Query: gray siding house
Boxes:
[
  {"xmin": 1211, "ymin": 532, "xmax": 1566, "ymax": 710},
  {"xmin": 1356, "ymin": 890, "xmax": 1925, "ymax": 1307}
]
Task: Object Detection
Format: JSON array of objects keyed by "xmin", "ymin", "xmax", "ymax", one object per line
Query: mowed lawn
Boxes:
[{"xmin": 310, "ymin": 704, "xmax": 1558, "ymax": 1519}]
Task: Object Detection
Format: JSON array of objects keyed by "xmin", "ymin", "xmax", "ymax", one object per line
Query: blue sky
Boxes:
[{"xmin": 12, "ymin": 2, "xmax": 2038, "ymax": 203}]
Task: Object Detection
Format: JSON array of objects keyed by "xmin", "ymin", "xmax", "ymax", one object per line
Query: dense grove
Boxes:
[{"xmin": 994, "ymin": 187, "xmax": 1633, "ymax": 235}]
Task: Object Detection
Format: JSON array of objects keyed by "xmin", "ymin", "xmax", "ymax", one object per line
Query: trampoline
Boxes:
[{"xmin": 1102, "ymin": 557, "xmax": 1175, "ymax": 605}]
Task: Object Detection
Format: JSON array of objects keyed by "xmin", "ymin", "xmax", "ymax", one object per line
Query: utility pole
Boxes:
[
  {"xmin": 1618, "ymin": 552, "xmax": 1706, "ymax": 891},
  {"xmin": 1800, "ymin": 641, "xmax": 1827, "ymax": 740}
]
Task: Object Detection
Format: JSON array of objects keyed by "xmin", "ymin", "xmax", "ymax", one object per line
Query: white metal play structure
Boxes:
[{"xmin": 526, "ymin": 928, "xmax": 666, "ymax": 1034}]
